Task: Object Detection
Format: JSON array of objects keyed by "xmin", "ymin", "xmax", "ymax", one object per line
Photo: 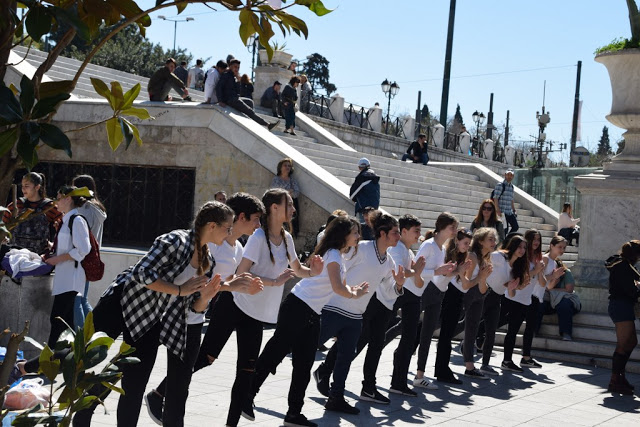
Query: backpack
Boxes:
[
  {"xmin": 490, "ymin": 181, "xmax": 506, "ymax": 202},
  {"xmin": 68, "ymin": 214, "xmax": 105, "ymax": 282},
  {"xmin": 12, "ymin": 197, "xmax": 54, "ymax": 254}
]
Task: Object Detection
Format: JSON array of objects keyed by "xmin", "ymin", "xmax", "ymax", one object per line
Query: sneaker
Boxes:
[
  {"xmin": 520, "ymin": 358, "xmax": 542, "ymax": 369},
  {"xmin": 501, "ymin": 360, "xmax": 524, "ymax": 373},
  {"xmin": 183, "ymin": 95, "xmax": 193, "ymax": 102},
  {"xmin": 388, "ymin": 385, "xmax": 418, "ymax": 397},
  {"xmin": 268, "ymin": 120, "xmax": 280, "ymax": 131},
  {"xmin": 562, "ymin": 333, "xmax": 573, "ymax": 341},
  {"xmin": 313, "ymin": 367, "xmax": 330, "ymax": 397},
  {"xmin": 324, "ymin": 396, "xmax": 360, "ymax": 415},
  {"xmin": 413, "ymin": 377, "xmax": 439, "ymax": 390},
  {"xmin": 359, "ymin": 387, "xmax": 390, "ymax": 405},
  {"xmin": 436, "ymin": 375, "xmax": 463, "ymax": 385},
  {"xmin": 464, "ymin": 368, "xmax": 489, "ymax": 380},
  {"xmin": 283, "ymin": 413, "xmax": 318, "ymax": 427},
  {"xmin": 241, "ymin": 399, "xmax": 255, "ymax": 421},
  {"xmin": 479, "ymin": 365, "xmax": 499, "ymax": 376},
  {"xmin": 144, "ymin": 390, "xmax": 163, "ymax": 426}
]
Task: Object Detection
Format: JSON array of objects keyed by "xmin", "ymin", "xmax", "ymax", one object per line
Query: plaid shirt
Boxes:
[
  {"xmin": 494, "ymin": 180, "xmax": 515, "ymax": 215},
  {"xmin": 103, "ymin": 229, "xmax": 207, "ymax": 359}
]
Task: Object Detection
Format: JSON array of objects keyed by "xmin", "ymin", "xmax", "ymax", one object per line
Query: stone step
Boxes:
[
  {"xmin": 379, "ymin": 196, "xmax": 535, "ymax": 220},
  {"xmin": 529, "ymin": 349, "xmax": 640, "ymax": 374},
  {"xmin": 275, "ymin": 133, "xmax": 319, "ymax": 145},
  {"xmin": 536, "ymin": 323, "xmax": 640, "ymax": 344}
]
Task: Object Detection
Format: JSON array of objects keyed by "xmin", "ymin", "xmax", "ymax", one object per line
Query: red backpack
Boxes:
[{"xmin": 68, "ymin": 214, "xmax": 105, "ymax": 282}]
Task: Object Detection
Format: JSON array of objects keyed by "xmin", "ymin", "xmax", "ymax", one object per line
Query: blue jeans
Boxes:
[
  {"xmin": 73, "ymin": 281, "xmax": 93, "ymax": 328},
  {"xmin": 504, "ymin": 212, "xmax": 519, "ymax": 235},
  {"xmin": 318, "ymin": 310, "xmax": 362, "ymax": 398},
  {"xmin": 401, "ymin": 153, "xmax": 429, "ymax": 165},
  {"xmin": 556, "ymin": 297, "xmax": 577, "ymax": 336}
]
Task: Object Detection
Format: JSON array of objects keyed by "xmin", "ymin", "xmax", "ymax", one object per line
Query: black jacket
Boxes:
[
  {"xmin": 349, "ymin": 167, "xmax": 380, "ymax": 213},
  {"xmin": 605, "ymin": 254, "xmax": 640, "ymax": 302},
  {"xmin": 282, "ymin": 84, "xmax": 298, "ymax": 104},
  {"xmin": 406, "ymin": 140, "xmax": 427, "ymax": 159},
  {"xmin": 216, "ymin": 70, "xmax": 239, "ymax": 104},
  {"xmin": 147, "ymin": 66, "xmax": 185, "ymax": 96}
]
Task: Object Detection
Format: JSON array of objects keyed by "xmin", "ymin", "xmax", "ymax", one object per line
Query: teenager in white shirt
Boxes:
[
  {"xmin": 392, "ymin": 213, "xmax": 457, "ymax": 394},
  {"xmin": 247, "ymin": 216, "xmax": 368, "ymax": 427},
  {"xmin": 145, "ymin": 193, "xmax": 266, "ymax": 426},
  {"xmin": 314, "ymin": 212, "xmax": 406, "ymax": 412},
  {"xmin": 43, "ymin": 186, "xmax": 92, "ymax": 348}
]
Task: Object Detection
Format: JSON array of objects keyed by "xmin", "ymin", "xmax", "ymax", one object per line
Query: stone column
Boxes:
[
  {"xmin": 505, "ymin": 145, "xmax": 515, "ymax": 165},
  {"xmin": 403, "ymin": 117, "xmax": 415, "ymax": 140},
  {"xmin": 459, "ymin": 131, "xmax": 470, "ymax": 155},
  {"xmin": 484, "ymin": 139, "xmax": 494, "ymax": 161},
  {"xmin": 329, "ymin": 94, "xmax": 344, "ymax": 123},
  {"xmin": 368, "ymin": 106, "xmax": 382, "ymax": 132},
  {"xmin": 432, "ymin": 123, "xmax": 445, "ymax": 148},
  {"xmin": 253, "ymin": 66, "xmax": 294, "ymax": 107}
]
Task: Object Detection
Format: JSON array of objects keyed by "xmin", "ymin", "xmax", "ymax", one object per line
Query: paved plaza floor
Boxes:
[{"xmin": 89, "ymin": 326, "xmax": 640, "ymax": 427}]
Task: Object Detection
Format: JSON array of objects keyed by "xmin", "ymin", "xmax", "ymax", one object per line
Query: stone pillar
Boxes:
[
  {"xmin": 505, "ymin": 145, "xmax": 515, "ymax": 165},
  {"xmin": 368, "ymin": 106, "xmax": 382, "ymax": 132},
  {"xmin": 253, "ymin": 66, "xmax": 294, "ymax": 107},
  {"xmin": 432, "ymin": 123, "xmax": 445, "ymax": 148},
  {"xmin": 484, "ymin": 139, "xmax": 494, "ymax": 161},
  {"xmin": 403, "ymin": 117, "xmax": 415, "ymax": 140},
  {"xmin": 329, "ymin": 94, "xmax": 345, "ymax": 123},
  {"xmin": 459, "ymin": 131, "xmax": 470, "ymax": 155}
]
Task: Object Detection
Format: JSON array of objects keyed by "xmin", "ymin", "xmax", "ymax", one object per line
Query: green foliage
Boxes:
[
  {"xmin": 301, "ymin": 53, "xmax": 336, "ymax": 96},
  {"xmin": 597, "ymin": 125, "xmax": 612, "ymax": 156},
  {"xmin": 595, "ymin": 37, "xmax": 640, "ymax": 54},
  {"xmin": 617, "ymin": 138, "xmax": 626, "ymax": 154}
]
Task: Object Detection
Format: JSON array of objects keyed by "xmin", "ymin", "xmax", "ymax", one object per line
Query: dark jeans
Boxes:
[
  {"xmin": 284, "ymin": 102, "xmax": 296, "ymax": 129},
  {"xmin": 316, "ymin": 310, "xmax": 362, "ymax": 398},
  {"xmin": 252, "ymin": 294, "xmax": 319, "ymax": 417},
  {"xmin": 479, "ymin": 290, "xmax": 503, "ymax": 366},
  {"xmin": 501, "ymin": 298, "xmax": 528, "ymax": 362},
  {"xmin": 416, "ymin": 283, "xmax": 445, "ymax": 373},
  {"xmin": 390, "ymin": 290, "xmax": 422, "ymax": 387},
  {"xmin": 160, "ymin": 323, "xmax": 203, "ymax": 427},
  {"xmin": 401, "ymin": 153, "xmax": 429, "ymax": 165},
  {"xmin": 504, "ymin": 213, "xmax": 519, "ymax": 235},
  {"xmin": 434, "ymin": 284, "xmax": 464, "ymax": 377},
  {"xmin": 73, "ymin": 281, "xmax": 92, "ymax": 329},
  {"xmin": 48, "ymin": 291, "xmax": 77, "ymax": 348},
  {"xmin": 462, "ymin": 286, "xmax": 485, "ymax": 363},
  {"xmin": 358, "ymin": 296, "xmax": 394, "ymax": 390},
  {"xmin": 555, "ymin": 297, "xmax": 578, "ymax": 336},
  {"xmin": 522, "ymin": 297, "xmax": 540, "ymax": 357},
  {"xmin": 260, "ymin": 97, "xmax": 282, "ymax": 117},
  {"xmin": 150, "ymin": 80, "xmax": 186, "ymax": 101},
  {"xmin": 558, "ymin": 227, "xmax": 579, "ymax": 245},
  {"xmin": 228, "ymin": 97, "xmax": 269, "ymax": 127},
  {"xmin": 192, "ymin": 292, "xmax": 263, "ymax": 427}
]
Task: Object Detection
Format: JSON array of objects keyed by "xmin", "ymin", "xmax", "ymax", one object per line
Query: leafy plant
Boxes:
[
  {"xmin": 595, "ymin": 1, "xmax": 640, "ymax": 53},
  {"xmin": 270, "ymin": 40, "xmax": 288, "ymax": 52}
]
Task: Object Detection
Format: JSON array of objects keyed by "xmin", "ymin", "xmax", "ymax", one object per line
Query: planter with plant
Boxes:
[{"xmin": 258, "ymin": 41, "xmax": 294, "ymax": 68}]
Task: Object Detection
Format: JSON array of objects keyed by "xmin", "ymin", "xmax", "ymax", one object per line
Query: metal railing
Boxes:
[
  {"xmin": 443, "ymin": 132, "xmax": 462, "ymax": 152},
  {"xmin": 343, "ymin": 103, "xmax": 373, "ymax": 131},
  {"xmin": 382, "ymin": 116, "xmax": 407, "ymax": 139},
  {"xmin": 303, "ymin": 94, "xmax": 334, "ymax": 121}
]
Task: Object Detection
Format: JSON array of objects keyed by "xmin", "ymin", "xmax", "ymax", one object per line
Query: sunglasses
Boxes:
[{"xmin": 482, "ymin": 206, "xmax": 494, "ymax": 211}]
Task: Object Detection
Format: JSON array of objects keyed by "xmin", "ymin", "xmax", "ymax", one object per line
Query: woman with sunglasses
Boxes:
[{"xmin": 471, "ymin": 199, "xmax": 505, "ymax": 243}]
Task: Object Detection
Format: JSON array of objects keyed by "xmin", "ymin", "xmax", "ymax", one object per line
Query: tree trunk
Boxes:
[
  {"xmin": 0, "ymin": 322, "xmax": 30, "ymax": 409},
  {"xmin": 0, "ymin": 153, "xmax": 19, "ymax": 206},
  {"xmin": 0, "ymin": 1, "xmax": 17, "ymax": 82}
]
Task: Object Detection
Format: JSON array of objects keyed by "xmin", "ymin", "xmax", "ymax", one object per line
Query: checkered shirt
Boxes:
[
  {"xmin": 102, "ymin": 229, "xmax": 196, "ymax": 350},
  {"xmin": 494, "ymin": 180, "xmax": 515, "ymax": 215}
]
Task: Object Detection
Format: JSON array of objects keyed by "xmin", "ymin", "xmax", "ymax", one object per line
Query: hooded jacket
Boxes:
[
  {"xmin": 605, "ymin": 254, "xmax": 640, "ymax": 302},
  {"xmin": 349, "ymin": 167, "xmax": 380, "ymax": 214}
]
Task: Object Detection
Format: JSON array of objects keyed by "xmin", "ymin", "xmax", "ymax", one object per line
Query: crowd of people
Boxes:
[{"xmin": 1, "ymin": 160, "xmax": 638, "ymax": 427}]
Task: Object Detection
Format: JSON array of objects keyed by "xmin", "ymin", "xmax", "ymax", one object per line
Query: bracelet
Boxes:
[{"xmin": 189, "ymin": 303, "xmax": 206, "ymax": 314}]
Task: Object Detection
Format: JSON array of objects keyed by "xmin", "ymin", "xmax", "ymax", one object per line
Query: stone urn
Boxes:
[
  {"xmin": 258, "ymin": 49, "xmax": 294, "ymax": 68},
  {"xmin": 595, "ymin": 48, "xmax": 640, "ymax": 173}
]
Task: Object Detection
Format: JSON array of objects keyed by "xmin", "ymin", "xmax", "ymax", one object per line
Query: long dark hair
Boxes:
[
  {"xmin": 472, "ymin": 199, "xmax": 499, "ymax": 227},
  {"xmin": 470, "ymin": 227, "xmax": 496, "ymax": 268},
  {"xmin": 193, "ymin": 201, "xmax": 234, "ymax": 276},
  {"xmin": 445, "ymin": 227, "xmax": 473, "ymax": 265},
  {"xmin": 261, "ymin": 189, "xmax": 292, "ymax": 264},
  {"xmin": 424, "ymin": 212, "xmax": 458, "ymax": 240},
  {"xmin": 23, "ymin": 172, "xmax": 46, "ymax": 198},
  {"xmin": 313, "ymin": 216, "xmax": 360, "ymax": 258},
  {"xmin": 524, "ymin": 229, "xmax": 542, "ymax": 263},
  {"xmin": 502, "ymin": 235, "xmax": 529, "ymax": 284},
  {"xmin": 621, "ymin": 240, "xmax": 640, "ymax": 265},
  {"xmin": 368, "ymin": 210, "xmax": 398, "ymax": 239},
  {"xmin": 72, "ymin": 174, "xmax": 106, "ymax": 212}
]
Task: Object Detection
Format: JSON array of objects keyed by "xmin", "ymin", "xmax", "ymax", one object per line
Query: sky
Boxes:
[{"xmin": 142, "ymin": 0, "xmax": 629, "ymax": 163}]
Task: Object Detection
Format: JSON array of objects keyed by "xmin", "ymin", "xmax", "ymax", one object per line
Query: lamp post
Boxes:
[
  {"xmin": 247, "ymin": 34, "xmax": 259, "ymax": 81},
  {"xmin": 381, "ymin": 79, "xmax": 400, "ymax": 134},
  {"xmin": 472, "ymin": 110, "xmax": 485, "ymax": 157},
  {"xmin": 535, "ymin": 108, "xmax": 551, "ymax": 168},
  {"xmin": 157, "ymin": 15, "xmax": 195, "ymax": 53}
]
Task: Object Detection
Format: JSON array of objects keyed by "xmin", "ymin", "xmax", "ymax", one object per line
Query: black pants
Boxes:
[
  {"xmin": 434, "ymin": 284, "xmax": 464, "ymax": 378},
  {"xmin": 478, "ymin": 290, "xmax": 503, "ymax": 367},
  {"xmin": 150, "ymin": 80, "xmax": 186, "ymax": 101},
  {"xmin": 156, "ymin": 323, "xmax": 203, "ymax": 427},
  {"xmin": 193, "ymin": 292, "xmax": 263, "ymax": 427},
  {"xmin": 417, "ymin": 283, "xmax": 445, "ymax": 373},
  {"xmin": 48, "ymin": 291, "xmax": 77, "ymax": 348},
  {"xmin": 228, "ymin": 97, "xmax": 269, "ymax": 127},
  {"xmin": 463, "ymin": 286, "xmax": 485, "ymax": 363},
  {"xmin": 501, "ymin": 298, "xmax": 528, "ymax": 362},
  {"xmin": 504, "ymin": 213, "xmax": 519, "ymax": 235},
  {"xmin": 358, "ymin": 295, "xmax": 394, "ymax": 390},
  {"xmin": 391, "ymin": 291, "xmax": 422, "ymax": 387},
  {"xmin": 252, "ymin": 294, "xmax": 319, "ymax": 417},
  {"xmin": 522, "ymin": 296, "xmax": 540, "ymax": 357},
  {"xmin": 558, "ymin": 227, "xmax": 579, "ymax": 245}
]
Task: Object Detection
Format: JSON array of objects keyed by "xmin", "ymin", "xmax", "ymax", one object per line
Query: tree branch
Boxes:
[
  {"xmin": 32, "ymin": 28, "xmax": 77, "ymax": 99},
  {"xmin": 0, "ymin": 321, "xmax": 30, "ymax": 409}
]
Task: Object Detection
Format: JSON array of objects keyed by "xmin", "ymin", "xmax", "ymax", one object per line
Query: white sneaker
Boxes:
[{"xmin": 413, "ymin": 377, "xmax": 439, "ymax": 390}]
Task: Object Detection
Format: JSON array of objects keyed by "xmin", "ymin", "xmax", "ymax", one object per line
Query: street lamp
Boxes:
[
  {"xmin": 157, "ymin": 15, "xmax": 195, "ymax": 53},
  {"xmin": 535, "ymin": 108, "xmax": 551, "ymax": 168},
  {"xmin": 381, "ymin": 79, "xmax": 400, "ymax": 134},
  {"xmin": 472, "ymin": 110, "xmax": 486, "ymax": 157},
  {"xmin": 247, "ymin": 34, "xmax": 259, "ymax": 81}
]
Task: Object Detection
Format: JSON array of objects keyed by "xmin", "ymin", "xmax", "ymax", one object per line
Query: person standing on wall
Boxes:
[{"xmin": 493, "ymin": 169, "xmax": 519, "ymax": 235}]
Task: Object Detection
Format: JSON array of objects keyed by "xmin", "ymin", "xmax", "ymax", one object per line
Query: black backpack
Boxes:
[{"xmin": 490, "ymin": 181, "xmax": 506, "ymax": 202}]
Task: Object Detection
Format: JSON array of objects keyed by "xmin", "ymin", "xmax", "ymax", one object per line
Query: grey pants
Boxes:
[
  {"xmin": 228, "ymin": 97, "xmax": 269, "ymax": 127},
  {"xmin": 150, "ymin": 80, "xmax": 185, "ymax": 101},
  {"xmin": 462, "ymin": 286, "xmax": 486, "ymax": 363},
  {"xmin": 481, "ymin": 290, "xmax": 503, "ymax": 366},
  {"xmin": 416, "ymin": 282, "xmax": 445, "ymax": 372}
]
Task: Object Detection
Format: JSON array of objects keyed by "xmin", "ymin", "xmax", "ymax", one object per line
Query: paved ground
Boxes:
[{"xmin": 88, "ymin": 325, "xmax": 640, "ymax": 427}]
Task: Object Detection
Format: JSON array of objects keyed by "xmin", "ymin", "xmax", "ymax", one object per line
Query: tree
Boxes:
[
  {"xmin": 597, "ymin": 125, "xmax": 613, "ymax": 156},
  {"xmin": 449, "ymin": 104, "xmax": 464, "ymax": 135},
  {"xmin": 301, "ymin": 53, "xmax": 336, "ymax": 96},
  {"xmin": 617, "ymin": 138, "xmax": 625, "ymax": 154}
]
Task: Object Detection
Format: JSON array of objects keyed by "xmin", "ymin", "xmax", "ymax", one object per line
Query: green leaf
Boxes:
[
  {"xmin": 106, "ymin": 117, "xmax": 123, "ymax": 150},
  {"xmin": 50, "ymin": 6, "xmax": 91, "ymax": 41},
  {"xmin": 296, "ymin": 0, "xmax": 333, "ymax": 16},
  {"xmin": 83, "ymin": 311, "xmax": 95, "ymax": 345},
  {"xmin": 86, "ymin": 332, "xmax": 115, "ymax": 352},
  {"xmin": 119, "ymin": 341, "xmax": 135, "ymax": 355},
  {"xmin": 120, "ymin": 106, "xmax": 151, "ymax": 120},
  {"xmin": 0, "ymin": 84, "xmax": 24, "ymax": 124},
  {"xmin": 175, "ymin": 1, "xmax": 188, "ymax": 14},
  {"xmin": 121, "ymin": 83, "xmax": 141, "ymax": 110},
  {"xmin": 73, "ymin": 396, "xmax": 100, "ymax": 412},
  {"xmin": 39, "ymin": 123, "xmax": 72, "ymax": 157},
  {"xmin": 31, "ymin": 93, "xmax": 70, "ymax": 120},
  {"xmin": 17, "ymin": 122, "xmax": 41, "ymax": 170},
  {"xmin": 0, "ymin": 127, "xmax": 18, "ymax": 158},
  {"xmin": 110, "ymin": 81, "xmax": 125, "ymax": 111},
  {"xmin": 38, "ymin": 344, "xmax": 60, "ymax": 382},
  {"xmin": 117, "ymin": 356, "xmax": 141, "ymax": 365},
  {"xmin": 39, "ymin": 80, "xmax": 74, "ymax": 99},
  {"xmin": 109, "ymin": 0, "xmax": 152, "ymax": 27},
  {"xmin": 121, "ymin": 117, "xmax": 142, "ymax": 146},
  {"xmin": 19, "ymin": 75, "xmax": 35, "ymax": 115},
  {"xmin": 101, "ymin": 381, "xmax": 125, "ymax": 395},
  {"xmin": 238, "ymin": 9, "xmax": 254, "ymax": 44},
  {"xmin": 25, "ymin": 4, "xmax": 53, "ymax": 41},
  {"xmin": 83, "ymin": 345, "xmax": 109, "ymax": 369},
  {"xmin": 119, "ymin": 117, "xmax": 134, "ymax": 149},
  {"xmin": 90, "ymin": 77, "xmax": 114, "ymax": 109}
]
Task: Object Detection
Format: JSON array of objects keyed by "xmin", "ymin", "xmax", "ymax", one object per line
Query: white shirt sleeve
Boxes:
[{"xmin": 69, "ymin": 216, "xmax": 91, "ymax": 262}]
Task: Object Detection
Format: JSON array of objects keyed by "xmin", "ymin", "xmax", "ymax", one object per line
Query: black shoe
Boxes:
[
  {"xmin": 183, "ymin": 95, "xmax": 193, "ymax": 102},
  {"xmin": 389, "ymin": 385, "xmax": 417, "ymax": 397},
  {"xmin": 325, "ymin": 396, "xmax": 360, "ymax": 415},
  {"xmin": 520, "ymin": 358, "xmax": 542, "ymax": 369},
  {"xmin": 144, "ymin": 390, "xmax": 163, "ymax": 425},
  {"xmin": 464, "ymin": 368, "xmax": 489, "ymax": 380},
  {"xmin": 437, "ymin": 375, "xmax": 463, "ymax": 385},
  {"xmin": 268, "ymin": 120, "xmax": 280, "ymax": 131},
  {"xmin": 501, "ymin": 360, "xmax": 524, "ymax": 373},
  {"xmin": 290, "ymin": 130, "xmax": 297, "ymax": 136},
  {"xmin": 283, "ymin": 413, "xmax": 317, "ymax": 427},
  {"xmin": 313, "ymin": 366, "xmax": 330, "ymax": 397},
  {"xmin": 359, "ymin": 387, "xmax": 390, "ymax": 404},
  {"xmin": 241, "ymin": 398, "xmax": 255, "ymax": 421}
]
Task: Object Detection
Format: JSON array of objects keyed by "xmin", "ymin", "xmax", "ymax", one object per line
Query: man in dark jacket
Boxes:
[
  {"xmin": 260, "ymin": 81, "xmax": 282, "ymax": 117},
  {"xmin": 349, "ymin": 158, "xmax": 380, "ymax": 220},
  {"xmin": 147, "ymin": 58, "xmax": 192, "ymax": 102},
  {"xmin": 402, "ymin": 133, "xmax": 429, "ymax": 165},
  {"xmin": 216, "ymin": 59, "xmax": 279, "ymax": 130}
]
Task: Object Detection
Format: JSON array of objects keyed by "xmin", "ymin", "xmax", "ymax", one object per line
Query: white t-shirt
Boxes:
[
  {"xmin": 324, "ymin": 241, "xmax": 400, "ymax": 317},
  {"xmin": 233, "ymin": 228, "xmax": 297, "ymax": 323},
  {"xmin": 452, "ymin": 264, "xmax": 478, "ymax": 294},
  {"xmin": 172, "ymin": 263, "xmax": 204, "ymax": 324},
  {"xmin": 486, "ymin": 251, "xmax": 511, "ymax": 295},
  {"xmin": 52, "ymin": 209, "xmax": 91, "ymax": 296},
  {"xmin": 388, "ymin": 240, "xmax": 415, "ymax": 292},
  {"xmin": 412, "ymin": 238, "xmax": 447, "ymax": 295},
  {"xmin": 292, "ymin": 249, "xmax": 345, "ymax": 315},
  {"xmin": 506, "ymin": 260, "xmax": 536, "ymax": 306},
  {"xmin": 533, "ymin": 257, "xmax": 557, "ymax": 302},
  {"xmin": 210, "ymin": 240, "xmax": 244, "ymax": 281}
]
